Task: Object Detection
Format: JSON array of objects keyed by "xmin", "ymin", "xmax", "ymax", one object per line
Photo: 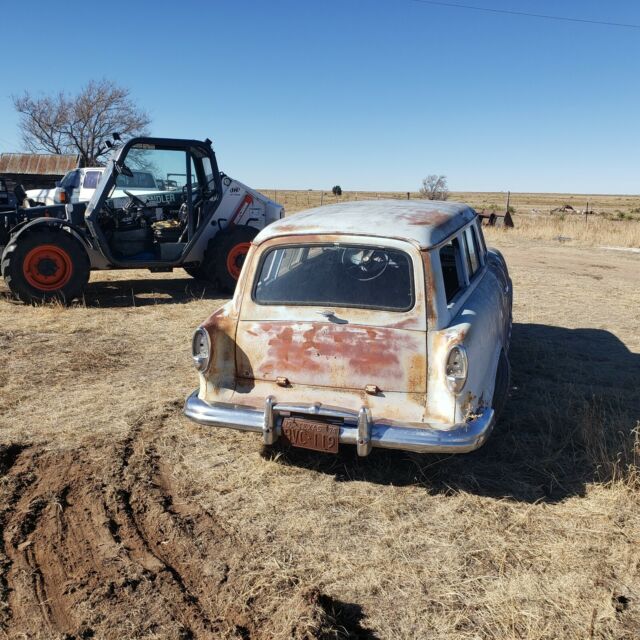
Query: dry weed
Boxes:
[{"xmin": 0, "ymin": 232, "xmax": 638, "ymax": 639}]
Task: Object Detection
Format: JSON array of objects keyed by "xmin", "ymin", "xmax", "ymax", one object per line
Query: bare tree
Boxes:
[
  {"xmin": 13, "ymin": 79, "xmax": 150, "ymax": 166},
  {"xmin": 419, "ymin": 175, "xmax": 449, "ymax": 201}
]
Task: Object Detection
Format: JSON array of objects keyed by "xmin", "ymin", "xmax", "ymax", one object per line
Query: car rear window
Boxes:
[{"xmin": 253, "ymin": 244, "xmax": 414, "ymax": 311}]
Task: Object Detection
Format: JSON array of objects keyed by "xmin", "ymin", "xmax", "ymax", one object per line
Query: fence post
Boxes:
[
  {"xmin": 320, "ymin": 191, "xmax": 324, "ymax": 205},
  {"xmin": 407, "ymin": 192, "xmax": 410, "ymax": 200}
]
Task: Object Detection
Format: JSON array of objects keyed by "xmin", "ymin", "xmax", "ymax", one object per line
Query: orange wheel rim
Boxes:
[
  {"xmin": 226, "ymin": 242, "xmax": 251, "ymax": 279},
  {"xmin": 23, "ymin": 244, "xmax": 73, "ymax": 291}
]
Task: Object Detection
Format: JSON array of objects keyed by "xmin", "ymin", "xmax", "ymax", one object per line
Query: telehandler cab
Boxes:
[{"xmin": 0, "ymin": 136, "xmax": 283, "ymax": 303}]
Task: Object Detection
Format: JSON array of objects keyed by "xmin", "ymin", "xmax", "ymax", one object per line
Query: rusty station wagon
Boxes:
[{"xmin": 184, "ymin": 200, "xmax": 512, "ymax": 456}]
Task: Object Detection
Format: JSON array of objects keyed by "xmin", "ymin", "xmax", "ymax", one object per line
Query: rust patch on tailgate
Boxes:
[{"xmin": 236, "ymin": 321, "xmax": 427, "ymax": 393}]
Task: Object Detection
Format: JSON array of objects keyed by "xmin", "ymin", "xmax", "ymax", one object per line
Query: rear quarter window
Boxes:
[
  {"xmin": 463, "ymin": 226, "xmax": 481, "ymax": 277},
  {"xmin": 253, "ymin": 243, "xmax": 415, "ymax": 312},
  {"xmin": 439, "ymin": 237, "xmax": 465, "ymax": 304}
]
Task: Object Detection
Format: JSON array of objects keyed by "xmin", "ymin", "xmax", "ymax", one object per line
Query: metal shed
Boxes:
[{"xmin": 0, "ymin": 153, "xmax": 79, "ymax": 191}]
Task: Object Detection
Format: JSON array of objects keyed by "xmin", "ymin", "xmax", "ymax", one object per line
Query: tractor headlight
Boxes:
[
  {"xmin": 191, "ymin": 327, "xmax": 210, "ymax": 372},
  {"xmin": 445, "ymin": 345, "xmax": 468, "ymax": 394}
]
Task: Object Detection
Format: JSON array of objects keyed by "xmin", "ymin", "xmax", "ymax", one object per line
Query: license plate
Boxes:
[{"xmin": 280, "ymin": 417, "xmax": 339, "ymax": 454}]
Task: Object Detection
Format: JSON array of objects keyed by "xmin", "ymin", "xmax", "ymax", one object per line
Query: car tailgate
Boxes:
[{"xmin": 235, "ymin": 319, "xmax": 426, "ymax": 394}]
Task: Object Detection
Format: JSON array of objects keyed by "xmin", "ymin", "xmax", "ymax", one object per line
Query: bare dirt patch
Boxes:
[
  {"xmin": 0, "ymin": 404, "xmax": 374, "ymax": 639},
  {"xmin": 0, "ymin": 235, "xmax": 639, "ymax": 639}
]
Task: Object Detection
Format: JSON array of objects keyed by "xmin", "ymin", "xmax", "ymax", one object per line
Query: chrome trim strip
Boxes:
[{"xmin": 184, "ymin": 392, "xmax": 495, "ymax": 455}]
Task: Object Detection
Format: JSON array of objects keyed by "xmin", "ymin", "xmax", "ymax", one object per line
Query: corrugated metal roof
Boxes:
[
  {"xmin": 0, "ymin": 153, "xmax": 79, "ymax": 175},
  {"xmin": 255, "ymin": 200, "xmax": 476, "ymax": 249}
]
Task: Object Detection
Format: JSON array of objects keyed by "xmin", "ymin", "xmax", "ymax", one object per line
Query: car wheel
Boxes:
[{"xmin": 2, "ymin": 229, "xmax": 90, "ymax": 304}]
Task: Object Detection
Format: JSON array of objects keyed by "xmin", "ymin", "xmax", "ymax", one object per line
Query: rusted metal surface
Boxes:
[
  {"xmin": 0, "ymin": 153, "xmax": 79, "ymax": 176},
  {"xmin": 229, "ymin": 379, "xmax": 430, "ymax": 425},
  {"xmin": 254, "ymin": 200, "xmax": 476, "ymax": 249},
  {"xmin": 235, "ymin": 321, "xmax": 427, "ymax": 394},
  {"xmin": 477, "ymin": 210, "xmax": 514, "ymax": 228}
]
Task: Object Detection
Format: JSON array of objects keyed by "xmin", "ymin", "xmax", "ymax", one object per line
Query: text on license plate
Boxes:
[{"xmin": 280, "ymin": 417, "xmax": 339, "ymax": 454}]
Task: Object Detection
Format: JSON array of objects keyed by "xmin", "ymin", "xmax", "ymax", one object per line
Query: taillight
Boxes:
[
  {"xmin": 445, "ymin": 345, "xmax": 468, "ymax": 394},
  {"xmin": 191, "ymin": 328, "xmax": 211, "ymax": 372}
]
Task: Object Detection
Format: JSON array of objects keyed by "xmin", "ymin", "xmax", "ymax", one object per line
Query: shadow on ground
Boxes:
[
  {"xmin": 0, "ymin": 275, "xmax": 230, "ymax": 308},
  {"xmin": 264, "ymin": 323, "xmax": 640, "ymax": 503},
  {"xmin": 84, "ymin": 276, "xmax": 228, "ymax": 307}
]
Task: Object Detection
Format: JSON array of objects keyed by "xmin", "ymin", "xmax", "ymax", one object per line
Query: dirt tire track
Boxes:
[{"xmin": 0, "ymin": 404, "xmax": 375, "ymax": 639}]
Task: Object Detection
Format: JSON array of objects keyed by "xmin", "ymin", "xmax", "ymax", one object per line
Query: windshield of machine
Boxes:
[
  {"xmin": 117, "ymin": 145, "xmax": 196, "ymax": 194},
  {"xmin": 253, "ymin": 244, "xmax": 414, "ymax": 311},
  {"xmin": 115, "ymin": 172, "xmax": 157, "ymax": 189}
]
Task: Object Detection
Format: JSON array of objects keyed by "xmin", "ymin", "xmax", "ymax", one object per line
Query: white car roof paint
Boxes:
[{"xmin": 253, "ymin": 199, "xmax": 476, "ymax": 249}]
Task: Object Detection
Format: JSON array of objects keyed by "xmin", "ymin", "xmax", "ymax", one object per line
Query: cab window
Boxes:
[
  {"xmin": 83, "ymin": 171, "xmax": 102, "ymax": 189},
  {"xmin": 60, "ymin": 171, "xmax": 81, "ymax": 189}
]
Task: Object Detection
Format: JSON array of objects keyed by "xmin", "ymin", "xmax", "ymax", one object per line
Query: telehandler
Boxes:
[{"xmin": 0, "ymin": 136, "xmax": 283, "ymax": 302}]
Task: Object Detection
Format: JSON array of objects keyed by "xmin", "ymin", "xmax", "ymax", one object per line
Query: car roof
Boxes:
[{"xmin": 253, "ymin": 199, "xmax": 476, "ymax": 249}]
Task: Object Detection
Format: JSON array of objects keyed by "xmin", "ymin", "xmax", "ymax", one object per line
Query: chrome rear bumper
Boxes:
[{"xmin": 184, "ymin": 391, "xmax": 495, "ymax": 456}]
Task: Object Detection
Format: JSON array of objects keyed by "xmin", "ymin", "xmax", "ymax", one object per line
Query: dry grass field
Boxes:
[
  {"xmin": 0, "ymin": 195, "xmax": 639, "ymax": 639},
  {"xmin": 273, "ymin": 189, "xmax": 640, "ymax": 248},
  {"xmin": 266, "ymin": 188, "xmax": 640, "ymax": 218}
]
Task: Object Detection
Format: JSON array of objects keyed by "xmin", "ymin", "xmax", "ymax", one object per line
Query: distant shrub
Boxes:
[
  {"xmin": 332, "ymin": 185, "xmax": 342, "ymax": 197},
  {"xmin": 419, "ymin": 175, "xmax": 449, "ymax": 201}
]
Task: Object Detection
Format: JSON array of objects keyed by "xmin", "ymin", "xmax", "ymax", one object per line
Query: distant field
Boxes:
[
  {"xmin": 263, "ymin": 188, "xmax": 640, "ymax": 217},
  {"xmin": 268, "ymin": 189, "xmax": 640, "ymax": 248}
]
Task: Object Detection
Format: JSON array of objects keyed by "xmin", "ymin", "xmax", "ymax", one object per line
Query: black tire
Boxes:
[
  {"xmin": 1, "ymin": 229, "xmax": 90, "ymax": 304},
  {"xmin": 206, "ymin": 226, "xmax": 259, "ymax": 293},
  {"xmin": 492, "ymin": 350, "xmax": 510, "ymax": 421}
]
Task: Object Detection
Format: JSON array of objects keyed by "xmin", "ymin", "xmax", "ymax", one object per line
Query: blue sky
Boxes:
[{"xmin": 1, "ymin": 0, "xmax": 639, "ymax": 193}]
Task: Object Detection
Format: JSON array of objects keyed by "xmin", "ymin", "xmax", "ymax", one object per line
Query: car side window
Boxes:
[
  {"xmin": 439, "ymin": 237, "xmax": 465, "ymax": 304},
  {"xmin": 463, "ymin": 226, "xmax": 481, "ymax": 277},
  {"xmin": 83, "ymin": 171, "xmax": 102, "ymax": 189}
]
